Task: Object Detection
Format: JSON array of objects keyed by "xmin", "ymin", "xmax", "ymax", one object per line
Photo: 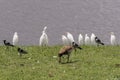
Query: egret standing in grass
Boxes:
[
  {"xmin": 62, "ymin": 35, "xmax": 69, "ymax": 45},
  {"xmin": 13, "ymin": 32, "xmax": 18, "ymax": 45},
  {"xmin": 78, "ymin": 34, "xmax": 84, "ymax": 45},
  {"xmin": 110, "ymin": 32, "xmax": 116, "ymax": 45},
  {"xmin": 90, "ymin": 33, "xmax": 96, "ymax": 45},
  {"xmin": 39, "ymin": 26, "xmax": 48, "ymax": 46},
  {"xmin": 85, "ymin": 34, "xmax": 90, "ymax": 45},
  {"xmin": 66, "ymin": 32, "xmax": 74, "ymax": 45}
]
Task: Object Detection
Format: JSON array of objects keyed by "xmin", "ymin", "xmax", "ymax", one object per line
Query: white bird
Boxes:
[
  {"xmin": 43, "ymin": 26, "xmax": 47, "ymax": 32},
  {"xmin": 90, "ymin": 33, "xmax": 96, "ymax": 45},
  {"xmin": 85, "ymin": 34, "xmax": 90, "ymax": 45},
  {"xmin": 110, "ymin": 32, "xmax": 116, "ymax": 45},
  {"xmin": 39, "ymin": 27, "xmax": 48, "ymax": 46},
  {"xmin": 13, "ymin": 32, "xmax": 18, "ymax": 45},
  {"xmin": 78, "ymin": 34, "xmax": 84, "ymax": 45},
  {"xmin": 62, "ymin": 35, "xmax": 69, "ymax": 45},
  {"xmin": 66, "ymin": 32, "xmax": 75, "ymax": 45}
]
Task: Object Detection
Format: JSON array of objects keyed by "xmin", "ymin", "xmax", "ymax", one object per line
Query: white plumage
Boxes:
[
  {"xmin": 39, "ymin": 26, "xmax": 48, "ymax": 46},
  {"xmin": 13, "ymin": 32, "xmax": 18, "ymax": 45},
  {"xmin": 110, "ymin": 32, "xmax": 116, "ymax": 45},
  {"xmin": 78, "ymin": 34, "xmax": 83, "ymax": 45},
  {"xmin": 43, "ymin": 26, "xmax": 47, "ymax": 32},
  {"xmin": 85, "ymin": 34, "xmax": 90, "ymax": 45},
  {"xmin": 62, "ymin": 35, "xmax": 69, "ymax": 45},
  {"xmin": 66, "ymin": 32, "xmax": 75, "ymax": 45},
  {"xmin": 90, "ymin": 33, "xmax": 96, "ymax": 45}
]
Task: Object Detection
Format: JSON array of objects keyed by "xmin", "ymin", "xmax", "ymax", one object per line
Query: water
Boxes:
[{"xmin": 0, "ymin": 0, "xmax": 120, "ymax": 45}]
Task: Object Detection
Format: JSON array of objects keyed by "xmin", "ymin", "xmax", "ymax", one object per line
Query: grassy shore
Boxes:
[{"xmin": 0, "ymin": 45, "xmax": 120, "ymax": 80}]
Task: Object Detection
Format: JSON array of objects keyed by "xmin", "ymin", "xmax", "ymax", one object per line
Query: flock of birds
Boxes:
[
  {"xmin": 3, "ymin": 40, "xmax": 27, "ymax": 57},
  {"xmin": 58, "ymin": 31, "xmax": 116, "ymax": 63},
  {"xmin": 3, "ymin": 31, "xmax": 27, "ymax": 57},
  {"xmin": 2, "ymin": 26, "xmax": 116, "ymax": 62},
  {"xmin": 39, "ymin": 26, "xmax": 116, "ymax": 46},
  {"xmin": 62, "ymin": 32, "xmax": 116, "ymax": 46},
  {"xmin": 4, "ymin": 26, "xmax": 117, "ymax": 47}
]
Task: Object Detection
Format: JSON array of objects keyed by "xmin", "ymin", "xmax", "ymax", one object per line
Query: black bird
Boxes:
[
  {"xmin": 95, "ymin": 37, "xmax": 104, "ymax": 46},
  {"xmin": 18, "ymin": 48, "xmax": 27, "ymax": 57},
  {"xmin": 3, "ymin": 40, "xmax": 14, "ymax": 48},
  {"xmin": 72, "ymin": 42, "xmax": 82, "ymax": 51}
]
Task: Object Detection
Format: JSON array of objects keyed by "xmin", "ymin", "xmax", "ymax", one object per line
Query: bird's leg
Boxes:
[
  {"xmin": 5, "ymin": 46, "xmax": 9, "ymax": 50},
  {"xmin": 18, "ymin": 52, "xmax": 22, "ymax": 57},
  {"xmin": 67, "ymin": 54, "xmax": 70, "ymax": 63},
  {"xmin": 74, "ymin": 48, "xmax": 77, "ymax": 52},
  {"xmin": 97, "ymin": 44, "xmax": 99, "ymax": 47},
  {"xmin": 7, "ymin": 46, "xmax": 8, "ymax": 49},
  {"xmin": 18, "ymin": 52, "xmax": 20, "ymax": 56},
  {"xmin": 5, "ymin": 46, "xmax": 7, "ymax": 50},
  {"xmin": 58, "ymin": 56, "xmax": 61, "ymax": 63},
  {"xmin": 20, "ymin": 53, "xmax": 22, "ymax": 57}
]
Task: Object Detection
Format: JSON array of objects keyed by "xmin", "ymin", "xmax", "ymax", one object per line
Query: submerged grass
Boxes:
[{"xmin": 0, "ymin": 45, "xmax": 120, "ymax": 80}]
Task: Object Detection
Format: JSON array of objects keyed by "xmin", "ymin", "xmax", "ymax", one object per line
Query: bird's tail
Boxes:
[
  {"xmin": 101, "ymin": 43, "xmax": 104, "ymax": 45},
  {"xmin": 77, "ymin": 46, "xmax": 82, "ymax": 50},
  {"xmin": 23, "ymin": 51, "xmax": 27, "ymax": 54},
  {"xmin": 10, "ymin": 44, "xmax": 14, "ymax": 47}
]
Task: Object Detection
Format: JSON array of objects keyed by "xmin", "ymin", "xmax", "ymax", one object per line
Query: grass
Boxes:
[{"xmin": 0, "ymin": 45, "xmax": 120, "ymax": 80}]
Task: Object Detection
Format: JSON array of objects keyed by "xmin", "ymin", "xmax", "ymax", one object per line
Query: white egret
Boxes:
[
  {"xmin": 43, "ymin": 26, "xmax": 47, "ymax": 32},
  {"xmin": 85, "ymin": 34, "xmax": 90, "ymax": 45},
  {"xmin": 90, "ymin": 33, "xmax": 96, "ymax": 45},
  {"xmin": 39, "ymin": 27, "xmax": 48, "ymax": 46},
  {"xmin": 66, "ymin": 32, "xmax": 75, "ymax": 45},
  {"xmin": 62, "ymin": 35, "xmax": 69, "ymax": 45},
  {"xmin": 78, "ymin": 34, "xmax": 84, "ymax": 45},
  {"xmin": 13, "ymin": 32, "xmax": 18, "ymax": 45},
  {"xmin": 110, "ymin": 32, "xmax": 116, "ymax": 45}
]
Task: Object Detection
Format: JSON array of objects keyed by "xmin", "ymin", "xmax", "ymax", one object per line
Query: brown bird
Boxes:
[{"xmin": 58, "ymin": 42, "xmax": 82, "ymax": 63}]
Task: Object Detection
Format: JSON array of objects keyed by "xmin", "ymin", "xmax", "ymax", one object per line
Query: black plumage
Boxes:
[
  {"xmin": 95, "ymin": 37, "xmax": 104, "ymax": 46},
  {"xmin": 72, "ymin": 42, "xmax": 82, "ymax": 51},
  {"xmin": 3, "ymin": 40, "xmax": 14, "ymax": 47},
  {"xmin": 18, "ymin": 48, "xmax": 27, "ymax": 56}
]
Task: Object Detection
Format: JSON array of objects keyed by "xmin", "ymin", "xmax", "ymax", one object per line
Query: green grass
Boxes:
[{"xmin": 0, "ymin": 45, "xmax": 120, "ymax": 80}]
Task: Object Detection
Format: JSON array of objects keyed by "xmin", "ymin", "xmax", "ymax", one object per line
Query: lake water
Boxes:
[{"xmin": 0, "ymin": 0, "xmax": 120, "ymax": 45}]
